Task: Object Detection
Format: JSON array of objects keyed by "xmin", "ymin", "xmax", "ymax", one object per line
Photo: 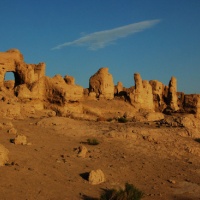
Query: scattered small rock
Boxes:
[
  {"xmin": 7, "ymin": 128, "xmax": 17, "ymax": 135},
  {"xmin": 168, "ymin": 179, "xmax": 176, "ymax": 184},
  {"xmin": 77, "ymin": 145, "xmax": 88, "ymax": 158},
  {"xmin": 13, "ymin": 134, "xmax": 27, "ymax": 145},
  {"xmin": 3, "ymin": 122, "xmax": 13, "ymax": 128}
]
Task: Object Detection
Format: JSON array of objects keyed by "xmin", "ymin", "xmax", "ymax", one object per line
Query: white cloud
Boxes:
[{"xmin": 52, "ymin": 19, "xmax": 160, "ymax": 50}]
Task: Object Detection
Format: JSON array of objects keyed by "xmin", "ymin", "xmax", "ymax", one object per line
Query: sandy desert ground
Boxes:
[{"xmin": 0, "ymin": 99, "xmax": 200, "ymax": 200}]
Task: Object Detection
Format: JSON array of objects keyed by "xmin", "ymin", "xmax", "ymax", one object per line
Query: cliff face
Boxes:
[{"xmin": 0, "ymin": 49, "xmax": 199, "ymax": 117}]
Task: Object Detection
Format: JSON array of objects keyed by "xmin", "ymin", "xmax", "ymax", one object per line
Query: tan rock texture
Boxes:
[
  {"xmin": 0, "ymin": 49, "xmax": 83, "ymax": 116},
  {"xmin": 14, "ymin": 134, "xmax": 27, "ymax": 145},
  {"xmin": 145, "ymin": 112, "xmax": 165, "ymax": 121},
  {"xmin": 167, "ymin": 76, "xmax": 179, "ymax": 111},
  {"xmin": 77, "ymin": 145, "xmax": 88, "ymax": 158},
  {"xmin": 115, "ymin": 81, "xmax": 123, "ymax": 95},
  {"xmin": 89, "ymin": 68, "xmax": 114, "ymax": 100},
  {"xmin": 64, "ymin": 75, "xmax": 75, "ymax": 85},
  {"xmin": 196, "ymin": 96, "xmax": 200, "ymax": 118},
  {"xmin": 88, "ymin": 169, "xmax": 105, "ymax": 185},
  {"xmin": 0, "ymin": 49, "xmax": 200, "ymax": 117},
  {"xmin": 149, "ymin": 80, "xmax": 165, "ymax": 111},
  {"xmin": 129, "ymin": 73, "xmax": 154, "ymax": 110},
  {"xmin": 31, "ymin": 75, "xmax": 83, "ymax": 104},
  {"xmin": 184, "ymin": 94, "xmax": 198, "ymax": 113},
  {"xmin": 0, "ymin": 144, "xmax": 9, "ymax": 166},
  {"xmin": 0, "ymin": 49, "xmax": 45, "ymax": 88},
  {"xmin": 8, "ymin": 128, "xmax": 17, "ymax": 135}
]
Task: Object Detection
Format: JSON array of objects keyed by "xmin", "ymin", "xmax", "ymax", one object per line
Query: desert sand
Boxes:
[{"xmin": 0, "ymin": 99, "xmax": 200, "ymax": 200}]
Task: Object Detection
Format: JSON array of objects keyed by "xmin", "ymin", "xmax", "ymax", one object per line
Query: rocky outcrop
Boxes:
[
  {"xmin": 18, "ymin": 74, "xmax": 84, "ymax": 105},
  {"xmin": 196, "ymin": 96, "xmax": 200, "ymax": 118},
  {"xmin": 89, "ymin": 68, "xmax": 114, "ymax": 100},
  {"xmin": 0, "ymin": 49, "xmax": 45, "ymax": 88},
  {"xmin": 0, "ymin": 49, "xmax": 200, "ymax": 117},
  {"xmin": 167, "ymin": 77, "xmax": 179, "ymax": 111},
  {"xmin": 149, "ymin": 80, "xmax": 166, "ymax": 111},
  {"xmin": 64, "ymin": 75, "xmax": 75, "ymax": 85},
  {"xmin": 0, "ymin": 49, "xmax": 83, "ymax": 115},
  {"xmin": 114, "ymin": 81, "xmax": 123, "ymax": 95},
  {"xmin": 183, "ymin": 94, "xmax": 199, "ymax": 114},
  {"xmin": 129, "ymin": 73, "xmax": 154, "ymax": 110}
]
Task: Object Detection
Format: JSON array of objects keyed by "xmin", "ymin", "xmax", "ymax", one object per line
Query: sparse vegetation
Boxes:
[
  {"xmin": 87, "ymin": 138, "xmax": 100, "ymax": 145},
  {"xmin": 107, "ymin": 118, "xmax": 113, "ymax": 122},
  {"xmin": 97, "ymin": 117, "xmax": 106, "ymax": 122},
  {"xmin": 118, "ymin": 117, "xmax": 128, "ymax": 123},
  {"xmin": 194, "ymin": 138, "xmax": 200, "ymax": 143},
  {"xmin": 100, "ymin": 183, "xmax": 144, "ymax": 200}
]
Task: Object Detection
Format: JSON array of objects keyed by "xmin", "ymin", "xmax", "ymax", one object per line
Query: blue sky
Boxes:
[{"xmin": 1, "ymin": 0, "xmax": 200, "ymax": 94}]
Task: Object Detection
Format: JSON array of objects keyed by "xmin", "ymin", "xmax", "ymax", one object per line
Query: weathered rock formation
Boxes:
[
  {"xmin": 0, "ymin": 49, "xmax": 200, "ymax": 118},
  {"xmin": 167, "ymin": 76, "xmax": 179, "ymax": 111},
  {"xmin": 89, "ymin": 67, "xmax": 114, "ymax": 100},
  {"xmin": 30, "ymin": 75, "xmax": 83, "ymax": 104},
  {"xmin": 64, "ymin": 75, "xmax": 75, "ymax": 85},
  {"xmin": 114, "ymin": 81, "xmax": 123, "ymax": 95},
  {"xmin": 129, "ymin": 73, "xmax": 154, "ymax": 110},
  {"xmin": 0, "ymin": 49, "xmax": 45, "ymax": 88},
  {"xmin": 196, "ymin": 96, "xmax": 200, "ymax": 118},
  {"xmin": 149, "ymin": 80, "xmax": 165, "ymax": 111},
  {"xmin": 0, "ymin": 49, "xmax": 84, "ymax": 116},
  {"xmin": 183, "ymin": 94, "xmax": 200, "ymax": 118}
]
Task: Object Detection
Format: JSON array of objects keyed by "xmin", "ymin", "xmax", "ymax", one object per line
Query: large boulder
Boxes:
[{"xmin": 89, "ymin": 68, "xmax": 114, "ymax": 100}]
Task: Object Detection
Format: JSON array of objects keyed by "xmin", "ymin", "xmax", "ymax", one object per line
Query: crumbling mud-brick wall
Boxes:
[{"xmin": 0, "ymin": 49, "xmax": 45, "ymax": 88}]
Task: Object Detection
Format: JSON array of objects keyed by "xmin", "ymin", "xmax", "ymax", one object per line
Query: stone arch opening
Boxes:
[
  {"xmin": 4, "ymin": 72, "xmax": 15, "ymax": 90},
  {"xmin": 5, "ymin": 72, "xmax": 15, "ymax": 81},
  {"xmin": 4, "ymin": 71, "xmax": 22, "ymax": 89}
]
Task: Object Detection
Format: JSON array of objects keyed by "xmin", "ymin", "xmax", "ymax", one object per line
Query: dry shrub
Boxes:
[{"xmin": 100, "ymin": 183, "xmax": 144, "ymax": 200}]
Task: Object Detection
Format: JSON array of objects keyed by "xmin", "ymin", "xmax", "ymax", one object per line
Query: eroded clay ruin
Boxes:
[{"xmin": 0, "ymin": 49, "xmax": 199, "ymax": 119}]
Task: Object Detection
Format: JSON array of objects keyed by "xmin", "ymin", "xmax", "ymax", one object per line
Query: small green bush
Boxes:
[
  {"xmin": 87, "ymin": 138, "xmax": 100, "ymax": 145},
  {"xmin": 100, "ymin": 183, "xmax": 144, "ymax": 200},
  {"xmin": 118, "ymin": 117, "xmax": 128, "ymax": 123}
]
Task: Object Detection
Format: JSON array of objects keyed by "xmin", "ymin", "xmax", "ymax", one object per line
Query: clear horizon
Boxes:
[{"xmin": 1, "ymin": 0, "xmax": 200, "ymax": 94}]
